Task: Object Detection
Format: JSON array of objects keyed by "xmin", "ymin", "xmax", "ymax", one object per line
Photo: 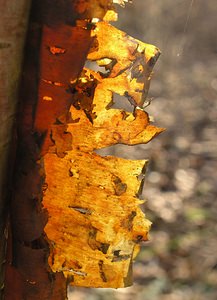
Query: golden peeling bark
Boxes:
[{"xmin": 43, "ymin": 16, "xmax": 163, "ymax": 288}]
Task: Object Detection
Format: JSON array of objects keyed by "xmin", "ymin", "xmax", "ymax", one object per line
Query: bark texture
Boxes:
[
  {"xmin": 3, "ymin": 0, "xmax": 161, "ymax": 298},
  {"xmin": 4, "ymin": 1, "xmax": 92, "ymax": 299}
]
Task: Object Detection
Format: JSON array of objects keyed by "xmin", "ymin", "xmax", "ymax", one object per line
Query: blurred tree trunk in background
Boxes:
[{"xmin": 0, "ymin": 1, "xmax": 31, "ymax": 298}]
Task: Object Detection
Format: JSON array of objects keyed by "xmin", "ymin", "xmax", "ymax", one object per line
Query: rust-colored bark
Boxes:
[{"xmin": 5, "ymin": 1, "xmax": 93, "ymax": 299}]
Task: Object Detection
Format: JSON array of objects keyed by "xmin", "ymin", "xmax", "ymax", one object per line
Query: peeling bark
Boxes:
[
  {"xmin": 4, "ymin": 1, "xmax": 93, "ymax": 299},
  {"xmin": 2, "ymin": 0, "xmax": 161, "ymax": 298}
]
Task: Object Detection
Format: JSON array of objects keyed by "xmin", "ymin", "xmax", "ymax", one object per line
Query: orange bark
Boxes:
[{"xmin": 5, "ymin": 1, "xmax": 92, "ymax": 299}]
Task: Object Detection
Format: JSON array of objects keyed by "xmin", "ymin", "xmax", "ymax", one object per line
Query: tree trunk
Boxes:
[
  {"xmin": 1, "ymin": 1, "xmax": 161, "ymax": 299},
  {"xmin": 4, "ymin": 1, "xmax": 92, "ymax": 299}
]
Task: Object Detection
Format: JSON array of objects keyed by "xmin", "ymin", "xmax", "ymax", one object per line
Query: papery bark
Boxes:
[{"xmin": 2, "ymin": 0, "xmax": 162, "ymax": 298}]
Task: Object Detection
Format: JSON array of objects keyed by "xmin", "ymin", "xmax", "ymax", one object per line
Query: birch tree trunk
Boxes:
[
  {"xmin": 1, "ymin": 1, "xmax": 161, "ymax": 298},
  {"xmin": 4, "ymin": 1, "xmax": 91, "ymax": 299}
]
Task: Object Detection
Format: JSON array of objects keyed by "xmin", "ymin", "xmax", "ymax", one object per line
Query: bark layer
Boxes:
[
  {"xmin": 3, "ymin": 0, "xmax": 161, "ymax": 297},
  {"xmin": 4, "ymin": 1, "xmax": 92, "ymax": 299}
]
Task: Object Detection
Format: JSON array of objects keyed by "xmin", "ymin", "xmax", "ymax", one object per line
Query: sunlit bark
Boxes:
[{"xmin": 1, "ymin": 1, "xmax": 161, "ymax": 298}]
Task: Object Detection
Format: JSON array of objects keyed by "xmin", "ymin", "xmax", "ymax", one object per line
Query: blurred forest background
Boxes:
[{"xmin": 69, "ymin": 1, "xmax": 217, "ymax": 299}]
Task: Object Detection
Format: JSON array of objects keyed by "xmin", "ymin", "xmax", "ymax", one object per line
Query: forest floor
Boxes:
[{"xmin": 69, "ymin": 1, "xmax": 217, "ymax": 299}]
